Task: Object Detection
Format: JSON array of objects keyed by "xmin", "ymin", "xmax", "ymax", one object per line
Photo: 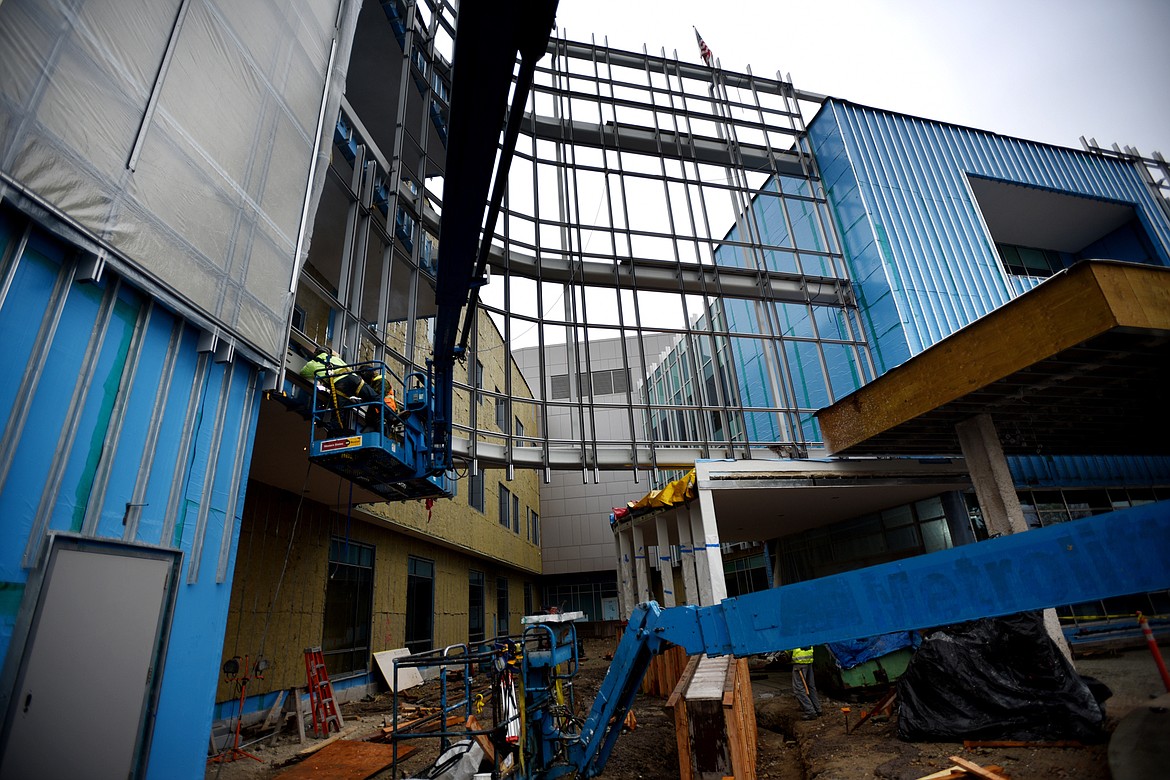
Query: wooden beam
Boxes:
[{"xmin": 818, "ymin": 261, "xmax": 1170, "ymax": 454}]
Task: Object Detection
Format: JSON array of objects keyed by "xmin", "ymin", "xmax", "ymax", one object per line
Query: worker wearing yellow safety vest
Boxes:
[
  {"xmin": 300, "ymin": 351, "xmax": 379, "ymax": 430},
  {"xmin": 791, "ymin": 647, "xmax": 822, "ymax": 720}
]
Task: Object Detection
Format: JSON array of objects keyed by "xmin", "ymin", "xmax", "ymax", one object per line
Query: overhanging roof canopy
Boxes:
[{"xmin": 819, "ymin": 260, "xmax": 1170, "ymax": 457}]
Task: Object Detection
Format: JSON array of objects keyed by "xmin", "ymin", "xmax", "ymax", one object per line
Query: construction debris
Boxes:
[
  {"xmin": 946, "ymin": 755, "xmax": 1010, "ymax": 779},
  {"xmin": 914, "ymin": 762, "xmax": 1006, "ymax": 780}
]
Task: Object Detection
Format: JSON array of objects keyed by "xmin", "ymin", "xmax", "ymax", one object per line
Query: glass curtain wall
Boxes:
[{"xmin": 473, "ymin": 36, "xmax": 873, "ymax": 476}]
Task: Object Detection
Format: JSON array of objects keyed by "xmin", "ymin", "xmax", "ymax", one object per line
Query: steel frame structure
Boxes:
[
  {"xmin": 471, "ymin": 36, "xmax": 873, "ymax": 480},
  {"xmin": 298, "ymin": 11, "xmax": 878, "ymax": 483}
]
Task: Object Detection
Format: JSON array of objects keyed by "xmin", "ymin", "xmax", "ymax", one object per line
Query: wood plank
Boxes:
[
  {"xmin": 948, "ymin": 756, "xmax": 1009, "ymax": 780},
  {"xmin": 915, "ymin": 766, "xmax": 1005, "ymax": 780},
  {"xmin": 293, "ymin": 687, "xmax": 307, "ymax": 744},
  {"xmin": 671, "ymin": 676, "xmax": 693, "ymax": 780},
  {"xmin": 261, "ymin": 690, "xmax": 289, "ymax": 731},
  {"xmin": 296, "ymin": 724, "xmax": 362, "ymax": 757},
  {"xmin": 962, "ymin": 740, "xmax": 1083, "ymax": 748},
  {"xmin": 465, "ymin": 715, "xmax": 497, "ymax": 765},
  {"xmin": 912, "ymin": 767, "xmax": 965, "ymax": 780},
  {"xmin": 383, "ymin": 714, "xmax": 464, "ymax": 736},
  {"xmin": 666, "ymin": 655, "xmax": 701, "ymax": 710},
  {"xmin": 276, "ymin": 740, "xmax": 416, "ymax": 779}
]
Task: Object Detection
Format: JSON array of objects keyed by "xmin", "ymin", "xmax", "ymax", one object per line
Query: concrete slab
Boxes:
[{"xmin": 1108, "ymin": 691, "xmax": 1170, "ymax": 780}]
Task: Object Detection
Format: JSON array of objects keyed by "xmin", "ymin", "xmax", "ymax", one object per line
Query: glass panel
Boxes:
[{"xmin": 920, "ymin": 519, "xmax": 952, "ymax": 553}]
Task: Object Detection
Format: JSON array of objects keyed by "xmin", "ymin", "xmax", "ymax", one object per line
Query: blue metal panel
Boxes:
[
  {"xmin": 808, "ymin": 101, "xmax": 1170, "ymax": 368},
  {"xmin": 1010, "ymin": 454, "xmax": 1170, "ymax": 488}
]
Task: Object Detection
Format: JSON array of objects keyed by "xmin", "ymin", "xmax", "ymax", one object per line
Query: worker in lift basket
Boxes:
[
  {"xmin": 790, "ymin": 646, "xmax": 822, "ymax": 720},
  {"xmin": 300, "ymin": 351, "xmax": 379, "ymax": 428},
  {"xmin": 356, "ymin": 365, "xmax": 402, "ymax": 433}
]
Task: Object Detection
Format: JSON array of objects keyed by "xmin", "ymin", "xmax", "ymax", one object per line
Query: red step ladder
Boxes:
[{"xmin": 303, "ymin": 647, "xmax": 344, "ymax": 737}]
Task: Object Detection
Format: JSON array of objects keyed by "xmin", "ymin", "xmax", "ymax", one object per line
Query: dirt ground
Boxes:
[{"xmin": 205, "ymin": 641, "xmax": 1167, "ymax": 780}]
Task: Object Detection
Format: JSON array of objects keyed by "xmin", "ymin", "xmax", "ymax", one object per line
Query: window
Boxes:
[
  {"xmin": 524, "ymin": 582, "xmax": 534, "ymax": 615},
  {"xmin": 468, "ymin": 470, "xmax": 485, "ymax": 512},
  {"xmin": 475, "ymin": 360, "xmax": 483, "ymax": 403},
  {"xmin": 551, "ymin": 369, "xmax": 630, "ymax": 399},
  {"xmin": 405, "ymin": 557, "xmax": 435, "ymax": 653},
  {"xmin": 512, "ymin": 494, "xmax": 520, "ymax": 533},
  {"xmin": 290, "ymin": 305, "xmax": 306, "ymax": 333},
  {"xmin": 550, "ymin": 374, "xmax": 570, "ymax": 399},
  {"xmin": 996, "ymin": 242, "xmax": 1064, "ymax": 277},
  {"xmin": 469, "ymin": 570, "xmax": 486, "ymax": 644},
  {"xmin": 528, "ymin": 509, "xmax": 540, "ymax": 545},
  {"xmin": 515, "ymin": 417, "xmax": 524, "ymax": 444},
  {"xmin": 724, "ymin": 553, "xmax": 770, "ymax": 598},
  {"xmin": 496, "ymin": 577, "xmax": 510, "ymax": 636},
  {"xmin": 495, "ymin": 390, "xmax": 506, "ymax": 429},
  {"xmin": 499, "ymin": 484, "xmax": 511, "ymax": 528},
  {"xmin": 322, "ymin": 539, "xmax": 374, "ymax": 676}
]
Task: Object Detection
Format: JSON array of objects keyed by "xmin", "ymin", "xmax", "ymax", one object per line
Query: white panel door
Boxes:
[{"xmin": 1, "ymin": 544, "xmax": 173, "ymax": 780}]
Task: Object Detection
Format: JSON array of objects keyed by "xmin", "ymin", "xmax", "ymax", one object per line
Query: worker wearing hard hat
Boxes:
[
  {"xmin": 300, "ymin": 351, "xmax": 379, "ymax": 431},
  {"xmin": 791, "ymin": 646, "xmax": 822, "ymax": 720}
]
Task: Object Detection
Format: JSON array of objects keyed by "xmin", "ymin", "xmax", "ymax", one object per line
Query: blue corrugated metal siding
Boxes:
[
  {"xmin": 0, "ymin": 207, "xmax": 262, "ymax": 779},
  {"xmin": 808, "ymin": 101, "xmax": 1170, "ymax": 371}
]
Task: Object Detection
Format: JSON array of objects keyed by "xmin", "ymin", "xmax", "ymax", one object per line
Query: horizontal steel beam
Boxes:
[
  {"xmin": 487, "ymin": 243, "xmax": 852, "ymax": 305},
  {"xmin": 546, "ymin": 39, "xmax": 829, "ymax": 104},
  {"xmin": 451, "ymin": 437, "xmax": 776, "ymax": 470},
  {"xmin": 522, "ymin": 113, "xmax": 805, "ymax": 174}
]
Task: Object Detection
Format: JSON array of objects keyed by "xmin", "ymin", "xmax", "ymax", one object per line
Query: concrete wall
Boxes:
[{"xmin": 514, "ymin": 334, "xmax": 678, "ymax": 579}]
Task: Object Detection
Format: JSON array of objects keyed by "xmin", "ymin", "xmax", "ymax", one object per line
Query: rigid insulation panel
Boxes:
[
  {"xmin": 807, "ymin": 100, "xmax": 1170, "ymax": 374},
  {"xmin": 0, "ymin": 0, "xmax": 353, "ymax": 364}
]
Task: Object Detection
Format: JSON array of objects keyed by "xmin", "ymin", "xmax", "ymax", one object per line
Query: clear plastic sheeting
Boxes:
[
  {"xmin": 896, "ymin": 612, "xmax": 1107, "ymax": 742},
  {"xmin": 0, "ymin": 0, "xmax": 346, "ymax": 364}
]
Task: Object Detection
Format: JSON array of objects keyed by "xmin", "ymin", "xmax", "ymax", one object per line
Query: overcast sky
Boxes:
[{"xmin": 553, "ymin": 0, "xmax": 1170, "ymax": 159}]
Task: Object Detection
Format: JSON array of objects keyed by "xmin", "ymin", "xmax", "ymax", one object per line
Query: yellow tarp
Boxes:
[{"xmin": 630, "ymin": 469, "xmax": 695, "ymax": 510}]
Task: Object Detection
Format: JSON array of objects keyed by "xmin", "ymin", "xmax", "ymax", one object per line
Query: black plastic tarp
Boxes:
[{"xmin": 897, "ymin": 612, "xmax": 1108, "ymax": 742}]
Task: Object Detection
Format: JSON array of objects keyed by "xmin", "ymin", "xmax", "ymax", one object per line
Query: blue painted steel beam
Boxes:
[{"xmin": 652, "ymin": 501, "xmax": 1170, "ymax": 657}]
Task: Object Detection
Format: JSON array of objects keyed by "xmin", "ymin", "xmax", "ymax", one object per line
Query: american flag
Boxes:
[{"xmin": 694, "ymin": 27, "xmax": 713, "ymax": 66}]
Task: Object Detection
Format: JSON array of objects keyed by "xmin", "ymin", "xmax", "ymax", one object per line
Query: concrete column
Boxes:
[
  {"xmin": 655, "ymin": 513, "xmax": 677, "ymax": 607},
  {"xmin": 616, "ymin": 529, "xmax": 636, "ymax": 620},
  {"xmin": 676, "ymin": 510, "xmax": 699, "ymax": 606},
  {"xmin": 691, "ymin": 493, "xmax": 728, "ymax": 606},
  {"xmin": 956, "ymin": 414, "xmax": 1027, "ymax": 537},
  {"xmin": 631, "ymin": 524, "xmax": 652, "ymax": 605},
  {"xmin": 956, "ymin": 413, "xmax": 1072, "ymax": 661}
]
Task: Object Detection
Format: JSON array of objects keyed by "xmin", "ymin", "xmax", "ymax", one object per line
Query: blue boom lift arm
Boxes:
[{"xmin": 522, "ymin": 501, "xmax": 1170, "ymax": 778}]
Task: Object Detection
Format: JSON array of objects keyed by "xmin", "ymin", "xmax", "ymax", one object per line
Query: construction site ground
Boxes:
[{"xmin": 204, "ymin": 639, "xmax": 1167, "ymax": 780}]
